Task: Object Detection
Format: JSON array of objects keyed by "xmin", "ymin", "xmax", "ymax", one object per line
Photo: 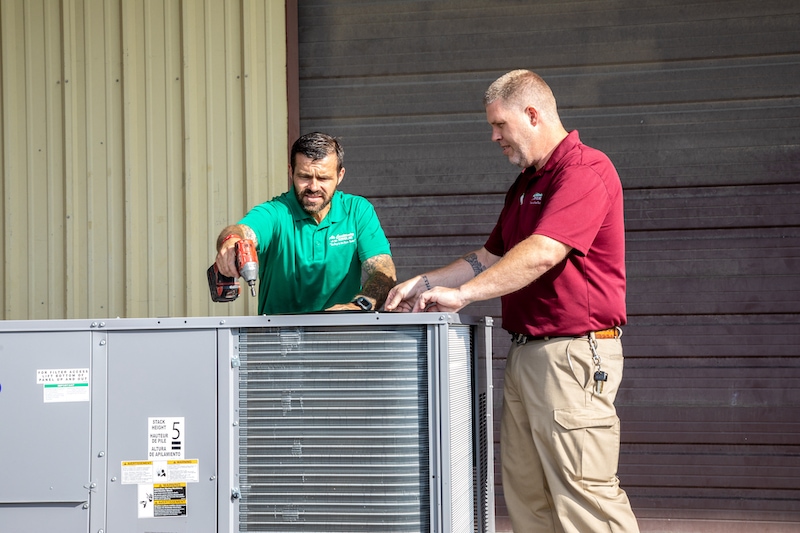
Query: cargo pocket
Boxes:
[{"xmin": 553, "ymin": 408, "xmax": 620, "ymax": 484}]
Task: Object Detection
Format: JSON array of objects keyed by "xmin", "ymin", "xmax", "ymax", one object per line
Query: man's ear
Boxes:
[
  {"xmin": 337, "ymin": 167, "xmax": 346, "ymax": 185},
  {"xmin": 525, "ymin": 106, "xmax": 538, "ymax": 126}
]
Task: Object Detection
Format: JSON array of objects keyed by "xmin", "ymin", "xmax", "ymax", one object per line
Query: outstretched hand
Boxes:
[
  {"xmin": 411, "ymin": 286, "xmax": 467, "ymax": 313},
  {"xmin": 384, "ymin": 277, "xmax": 425, "ymax": 312},
  {"xmin": 385, "ymin": 277, "xmax": 468, "ymax": 313},
  {"xmin": 215, "ymin": 237, "xmax": 241, "ymax": 278}
]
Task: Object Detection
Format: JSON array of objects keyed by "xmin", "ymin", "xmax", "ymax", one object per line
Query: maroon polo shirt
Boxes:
[{"xmin": 484, "ymin": 130, "xmax": 626, "ymax": 337}]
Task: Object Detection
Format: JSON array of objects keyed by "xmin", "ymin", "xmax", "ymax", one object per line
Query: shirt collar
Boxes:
[{"xmin": 534, "ymin": 130, "xmax": 581, "ymax": 176}]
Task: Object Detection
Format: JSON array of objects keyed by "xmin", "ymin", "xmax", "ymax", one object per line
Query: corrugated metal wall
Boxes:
[
  {"xmin": 0, "ymin": 0, "xmax": 288, "ymax": 320},
  {"xmin": 295, "ymin": 1, "xmax": 800, "ymax": 531}
]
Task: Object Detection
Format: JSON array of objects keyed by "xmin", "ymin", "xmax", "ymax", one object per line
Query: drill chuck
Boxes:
[{"xmin": 240, "ymin": 263, "xmax": 258, "ymax": 296}]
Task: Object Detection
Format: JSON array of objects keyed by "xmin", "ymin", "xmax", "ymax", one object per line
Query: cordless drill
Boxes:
[{"xmin": 207, "ymin": 238, "xmax": 259, "ymax": 302}]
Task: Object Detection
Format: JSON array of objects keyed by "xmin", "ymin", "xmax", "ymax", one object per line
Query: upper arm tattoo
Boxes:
[{"xmin": 463, "ymin": 252, "xmax": 487, "ymax": 277}]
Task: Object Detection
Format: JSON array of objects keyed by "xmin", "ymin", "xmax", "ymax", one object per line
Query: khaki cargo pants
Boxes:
[{"xmin": 501, "ymin": 335, "xmax": 640, "ymax": 533}]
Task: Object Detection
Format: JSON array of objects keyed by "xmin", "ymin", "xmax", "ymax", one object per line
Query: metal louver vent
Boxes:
[
  {"xmin": 237, "ymin": 325, "xmax": 431, "ymax": 532},
  {"xmin": 446, "ymin": 325, "xmax": 474, "ymax": 532}
]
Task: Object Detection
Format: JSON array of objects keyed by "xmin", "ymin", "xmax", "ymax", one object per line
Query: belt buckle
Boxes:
[{"xmin": 512, "ymin": 333, "xmax": 528, "ymax": 345}]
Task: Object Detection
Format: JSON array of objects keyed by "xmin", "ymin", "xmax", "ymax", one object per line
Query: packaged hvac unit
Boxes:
[{"xmin": 0, "ymin": 313, "xmax": 494, "ymax": 533}]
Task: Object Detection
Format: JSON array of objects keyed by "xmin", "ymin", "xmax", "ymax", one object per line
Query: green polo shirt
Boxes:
[{"xmin": 238, "ymin": 190, "xmax": 391, "ymax": 314}]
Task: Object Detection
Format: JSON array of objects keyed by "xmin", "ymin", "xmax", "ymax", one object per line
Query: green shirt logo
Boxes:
[{"xmin": 329, "ymin": 232, "xmax": 356, "ymax": 247}]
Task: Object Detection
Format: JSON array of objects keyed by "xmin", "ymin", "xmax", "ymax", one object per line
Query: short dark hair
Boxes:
[{"xmin": 290, "ymin": 132, "xmax": 344, "ymax": 173}]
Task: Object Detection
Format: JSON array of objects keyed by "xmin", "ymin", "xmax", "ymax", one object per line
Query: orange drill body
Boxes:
[
  {"xmin": 235, "ymin": 239, "xmax": 259, "ymax": 297},
  {"xmin": 207, "ymin": 238, "xmax": 259, "ymax": 302}
]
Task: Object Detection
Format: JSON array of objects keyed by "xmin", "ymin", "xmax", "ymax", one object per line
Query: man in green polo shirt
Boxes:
[{"xmin": 213, "ymin": 132, "xmax": 396, "ymax": 314}]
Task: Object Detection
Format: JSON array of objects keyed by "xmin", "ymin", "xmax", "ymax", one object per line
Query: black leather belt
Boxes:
[{"xmin": 511, "ymin": 327, "xmax": 621, "ymax": 345}]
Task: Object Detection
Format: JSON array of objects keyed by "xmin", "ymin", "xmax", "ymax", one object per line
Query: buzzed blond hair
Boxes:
[{"xmin": 483, "ymin": 69, "xmax": 560, "ymax": 122}]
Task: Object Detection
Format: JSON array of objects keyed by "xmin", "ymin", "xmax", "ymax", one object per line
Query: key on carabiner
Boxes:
[{"xmin": 594, "ymin": 370, "xmax": 608, "ymax": 394}]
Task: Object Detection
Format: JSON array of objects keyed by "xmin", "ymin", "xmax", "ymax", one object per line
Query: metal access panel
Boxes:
[
  {"xmin": 0, "ymin": 313, "xmax": 493, "ymax": 533},
  {"xmin": 103, "ymin": 328, "xmax": 219, "ymax": 532},
  {"xmin": 0, "ymin": 329, "xmax": 92, "ymax": 531}
]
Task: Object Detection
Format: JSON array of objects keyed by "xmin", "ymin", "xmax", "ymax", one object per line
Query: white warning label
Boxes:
[
  {"xmin": 161, "ymin": 459, "xmax": 200, "ymax": 483},
  {"xmin": 122, "ymin": 461, "xmax": 154, "ymax": 485},
  {"xmin": 122, "ymin": 459, "xmax": 199, "ymax": 485},
  {"xmin": 37, "ymin": 368, "xmax": 90, "ymax": 403},
  {"xmin": 153, "ymin": 483, "xmax": 187, "ymax": 517},
  {"xmin": 137, "ymin": 483, "xmax": 188, "ymax": 518},
  {"xmin": 148, "ymin": 417, "xmax": 184, "ymax": 460}
]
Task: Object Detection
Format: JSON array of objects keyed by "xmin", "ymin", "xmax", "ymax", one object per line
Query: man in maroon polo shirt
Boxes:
[{"xmin": 385, "ymin": 69, "xmax": 639, "ymax": 533}]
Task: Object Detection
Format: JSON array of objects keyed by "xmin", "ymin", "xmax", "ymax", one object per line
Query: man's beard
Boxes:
[
  {"xmin": 296, "ymin": 189, "xmax": 332, "ymax": 216},
  {"xmin": 504, "ymin": 142, "xmax": 531, "ymax": 169}
]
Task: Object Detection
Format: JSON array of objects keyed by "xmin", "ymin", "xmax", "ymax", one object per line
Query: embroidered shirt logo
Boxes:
[
  {"xmin": 329, "ymin": 232, "xmax": 355, "ymax": 246},
  {"xmin": 530, "ymin": 192, "xmax": 543, "ymax": 205}
]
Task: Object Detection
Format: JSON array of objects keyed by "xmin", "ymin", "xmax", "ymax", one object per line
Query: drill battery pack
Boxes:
[{"xmin": 207, "ymin": 263, "xmax": 240, "ymax": 302}]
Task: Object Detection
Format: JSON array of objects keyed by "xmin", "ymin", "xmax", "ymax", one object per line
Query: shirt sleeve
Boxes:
[
  {"xmin": 354, "ymin": 198, "xmax": 392, "ymax": 262},
  {"xmin": 238, "ymin": 201, "xmax": 278, "ymax": 253}
]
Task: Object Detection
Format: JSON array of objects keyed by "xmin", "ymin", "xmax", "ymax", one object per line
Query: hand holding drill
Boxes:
[{"xmin": 208, "ymin": 236, "xmax": 259, "ymax": 302}]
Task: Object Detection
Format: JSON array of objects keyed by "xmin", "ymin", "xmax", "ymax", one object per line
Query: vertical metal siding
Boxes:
[{"xmin": 0, "ymin": 0, "xmax": 289, "ymax": 320}]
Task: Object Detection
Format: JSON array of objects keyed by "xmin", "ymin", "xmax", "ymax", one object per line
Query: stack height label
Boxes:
[{"xmin": 148, "ymin": 417, "xmax": 184, "ymax": 460}]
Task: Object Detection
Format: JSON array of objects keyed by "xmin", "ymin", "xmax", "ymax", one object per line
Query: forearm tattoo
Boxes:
[
  {"xmin": 216, "ymin": 224, "xmax": 257, "ymax": 251},
  {"xmin": 241, "ymin": 224, "xmax": 257, "ymax": 244},
  {"xmin": 360, "ymin": 254, "xmax": 397, "ymax": 308},
  {"xmin": 463, "ymin": 252, "xmax": 487, "ymax": 277}
]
